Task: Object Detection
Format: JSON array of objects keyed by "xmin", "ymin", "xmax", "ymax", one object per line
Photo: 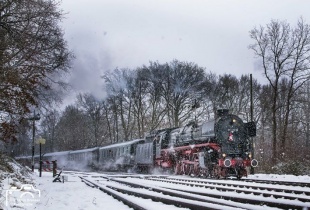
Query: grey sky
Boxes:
[{"xmin": 60, "ymin": 0, "xmax": 310, "ymax": 104}]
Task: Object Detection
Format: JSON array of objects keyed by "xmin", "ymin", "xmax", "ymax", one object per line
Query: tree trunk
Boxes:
[{"xmin": 271, "ymin": 83, "xmax": 278, "ymax": 163}]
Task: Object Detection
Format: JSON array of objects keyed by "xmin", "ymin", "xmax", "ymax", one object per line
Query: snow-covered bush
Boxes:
[{"xmin": 271, "ymin": 160, "xmax": 310, "ymax": 176}]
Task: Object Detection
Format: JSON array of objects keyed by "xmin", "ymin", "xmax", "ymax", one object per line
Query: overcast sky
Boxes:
[{"xmin": 59, "ymin": 0, "xmax": 310, "ymax": 104}]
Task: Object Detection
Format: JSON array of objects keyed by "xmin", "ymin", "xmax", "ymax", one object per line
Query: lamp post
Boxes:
[
  {"xmin": 37, "ymin": 137, "xmax": 46, "ymax": 177},
  {"xmin": 28, "ymin": 110, "xmax": 40, "ymax": 172}
]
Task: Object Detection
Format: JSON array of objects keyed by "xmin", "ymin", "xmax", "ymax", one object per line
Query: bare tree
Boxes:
[
  {"xmin": 295, "ymin": 81, "xmax": 310, "ymax": 149},
  {"xmin": 77, "ymin": 93, "xmax": 109, "ymax": 147},
  {"xmin": 214, "ymin": 74, "xmax": 240, "ymax": 112},
  {"xmin": 130, "ymin": 68, "xmax": 150, "ymax": 138},
  {"xmin": 249, "ymin": 18, "xmax": 310, "ymax": 162},
  {"xmin": 54, "ymin": 105, "xmax": 88, "ymax": 150},
  {"xmin": 303, "ymin": 82, "xmax": 310, "ymax": 148},
  {"xmin": 138, "ymin": 62, "xmax": 168, "ymax": 132},
  {"xmin": 40, "ymin": 109, "xmax": 60, "ymax": 152},
  {"xmin": 103, "ymin": 68, "xmax": 136, "ymax": 141},
  {"xmin": 155, "ymin": 60, "xmax": 206, "ymax": 127}
]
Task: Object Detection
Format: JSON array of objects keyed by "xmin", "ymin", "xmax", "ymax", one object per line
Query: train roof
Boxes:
[
  {"xmin": 99, "ymin": 139, "xmax": 144, "ymax": 150},
  {"xmin": 44, "ymin": 150, "xmax": 70, "ymax": 157},
  {"xmin": 69, "ymin": 147, "xmax": 98, "ymax": 154}
]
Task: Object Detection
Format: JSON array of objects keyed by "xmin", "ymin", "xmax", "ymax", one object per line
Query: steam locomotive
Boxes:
[
  {"xmin": 16, "ymin": 109, "xmax": 257, "ymax": 179},
  {"xmin": 136, "ymin": 109, "xmax": 257, "ymax": 178}
]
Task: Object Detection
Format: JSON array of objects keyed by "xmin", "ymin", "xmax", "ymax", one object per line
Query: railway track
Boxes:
[
  {"xmin": 96, "ymin": 172, "xmax": 310, "ymax": 188},
  {"xmin": 79, "ymin": 176, "xmax": 241, "ymax": 210},
  {"xmin": 79, "ymin": 173, "xmax": 310, "ymax": 209},
  {"xmin": 149, "ymin": 176, "xmax": 310, "ymax": 196},
  {"xmin": 241, "ymin": 178, "xmax": 310, "ymax": 188}
]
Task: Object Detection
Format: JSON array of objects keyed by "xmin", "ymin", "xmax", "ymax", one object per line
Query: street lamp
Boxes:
[
  {"xmin": 27, "ymin": 110, "xmax": 40, "ymax": 172},
  {"xmin": 37, "ymin": 137, "xmax": 46, "ymax": 177}
]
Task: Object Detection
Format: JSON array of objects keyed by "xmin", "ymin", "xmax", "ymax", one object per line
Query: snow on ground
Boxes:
[
  {"xmin": 1, "ymin": 171, "xmax": 134, "ymax": 210},
  {"xmin": 1, "ymin": 170, "xmax": 190, "ymax": 210},
  {"xmin": 1, "ymin": 161, "xmax": 310, "ymax": 210},
  {"xmin": 246, "ymin": 173, "xmax": 310, "ymax": 182}
]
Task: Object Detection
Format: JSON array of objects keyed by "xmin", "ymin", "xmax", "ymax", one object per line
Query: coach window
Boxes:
[
  {"xmin": 131, "ymin": 144, "xmax": 135, "ymax": 154},
  {"xmin": 144, "ymin": 145, "xmax": 147, "ymax": 158}
]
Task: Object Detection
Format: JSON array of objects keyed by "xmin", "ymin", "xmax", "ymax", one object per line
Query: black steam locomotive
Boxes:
[
  {"xmin": 16, "ymin": 109, "xmax": 257, "ymax": 179},
  {"xmin": 136, "ymin": 109, "xmax": 257, "ymax": 178}
]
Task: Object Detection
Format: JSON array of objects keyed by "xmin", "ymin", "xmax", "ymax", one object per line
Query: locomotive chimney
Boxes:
[{"xmin": 217, "ymin": 109, "xmax": 229, "ymax": 117}]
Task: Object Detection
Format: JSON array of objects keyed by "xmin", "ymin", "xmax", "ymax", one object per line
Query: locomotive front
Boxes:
[{"xmin": 215, "ymin": 109, "xmax": 257, "ymax": 178}]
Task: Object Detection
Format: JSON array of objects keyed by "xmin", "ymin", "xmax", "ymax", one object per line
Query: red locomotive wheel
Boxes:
[
  {"xmin": 174, "ymin": 163, "xmax": 181, "ymax": 175},
  {"xmin": 186, "ymin": 164, "xmax": 193, "ymax": 176}
]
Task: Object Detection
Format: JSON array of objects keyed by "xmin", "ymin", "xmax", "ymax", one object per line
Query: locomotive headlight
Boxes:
[
  {"xmin": 230, "ymin": 118, "xmax": 236, "ymax": 125},
  {"xmin": 248, "ymin": 153, "xmax": 252, "ymax": 158},
  {"xmin": 222, "ymin": 153, "xmax": 226, "ymax": 158}
]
